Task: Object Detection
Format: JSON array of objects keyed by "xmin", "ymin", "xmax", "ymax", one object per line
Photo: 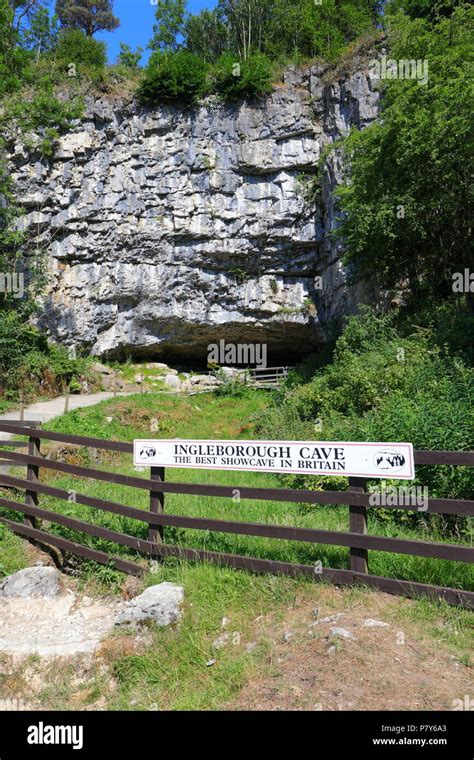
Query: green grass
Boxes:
[
  {"xmin": 0, "ymin": 522, "xmax": 30, "ymax": 577},
  {"xmin": 109, "ymin": 562, "xmax": 308, "ymax": 710},
  {"xmin": 1, "ymin": 390, "xmax": 471, "ymax": 592},
  {"xmin": 0, "ymin": 390, "xmax": 472, "ymax": 711}
]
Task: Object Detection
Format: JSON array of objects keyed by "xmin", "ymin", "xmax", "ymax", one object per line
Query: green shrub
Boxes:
[
  {"xmin": 256, "ymin": 306, "xmax": 474, "ymax": 535},
  {"xmin": 117, "ymin": 42, "xmax": 143, "ymax": 69},
  {"xmin": 211, "ymin": 52, "xmax": 273, "ymax": 99},
  {"xmin": 138, "ymin": 50, "xmax": 209, "ymax": 105},
  {"xmin": 0, "ymin": 310, "xmax": 91, "ymax": 398},
  {"xmin": 54, "ymin": 29, "xmax": 107, "ymax": 73}
]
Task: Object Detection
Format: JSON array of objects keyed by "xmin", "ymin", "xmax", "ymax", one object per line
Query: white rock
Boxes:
[
  {"xmin": 212, "ymin": 633, "xmax": 229, "ymax": 650},
  {"xmin": 0, "ymin": 567, "xmax": 64, "ymax": 599},
  {"xmin": 330, "ymin": 627, "xmax": 355, "ymax": 640},
  {"xmin": 115, "ymin": 582, "xmax": 184, "ymax": 626},
  {"xmin": 163, "ymin": 374, "xmax": 181, "ymax": 390},
  {"xmin": 363, "ymin": 619, "xmax": 390, "ymax": 628},
  {"xmin": 320, "ymin": 613, "xmax": 344, "ymax": 624}
]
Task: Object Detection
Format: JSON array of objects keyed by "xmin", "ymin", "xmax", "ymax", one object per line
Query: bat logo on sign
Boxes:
[
  {"xmin": 139, "ymin": 446, "xmax": 157, "ymax": 460},
  {"xmin": 374, "ymin": 449, "xmax": 406, "ymax": 472}
]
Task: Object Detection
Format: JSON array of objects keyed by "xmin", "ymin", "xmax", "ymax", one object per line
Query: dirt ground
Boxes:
[
  {"xmin": 225, "ymin": 587, "xmax": 473, "ymax": 711},
  {"xmin": 1, "ymin": 548, "xmax": 472, "ymax": 712}
]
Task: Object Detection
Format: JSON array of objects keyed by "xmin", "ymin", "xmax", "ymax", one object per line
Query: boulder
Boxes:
[
  {"xmin": 0, "ymin": 567, "xmax": 65, "ymax": 599},
  {"xmin": 115, "ymin": 582, "xmax": 184, "ymax": 626},
  {"xmin": 163, "ymin": 374, "xmax": 181, "ymax": 390},
  {"xmin": 363, "ymin": 619, "xmax": 390, "ymax": 628},
  {"xmin": 91, "ymin": 361, "xmax": 114, "ymax": 376},
  {"xmin": 330, "ymin": 627, "xmax": 355, "ymax": 640}
]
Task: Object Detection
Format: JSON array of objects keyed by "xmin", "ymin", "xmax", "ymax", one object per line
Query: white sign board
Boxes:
[{"xmin": 133, "ymin": 439, "xmax": 415, "ymax": 480}]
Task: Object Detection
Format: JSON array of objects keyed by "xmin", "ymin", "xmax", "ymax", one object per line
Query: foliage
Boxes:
[
  {"xmin": 0, "ymin": 309, "xmax": 91, "ymax": 397},
  {"xmin": 183, "ymin": 8, "xmax": 228, "ymax": 62},
  {"xmin": 386, "ymin": 0, "xmax": 464, "ymax": 22},
  {"xmin": 117, "ymin": 42, "xmax": 143, "ymax": 69},
  {"xmin": 21, "ymin": 5, "xmax": 59, "ymax": 58},
  {"xmin": 181, "ymin": 0, "xmax": 381, "ymax": 63},
  {"xmin": 334, "ymin": 6, "xmax": 473, "ymax": 307},
  {"xmin": 149, "ymin": 0, "xmax": 186, "ymax": 52},
  {"xmin": 0, "ymin": 0, "xmax": 33, "ymax": 95},
  {"xmin": 256, "ymin": 306, "xmax": 474, "ymax": 534},
  {"xmin": 211, "ymin": 51, "xmax": 273, "ymax": 99},
  {"xmin": 54, "ymin": 27, "xmax": 107, "ymax": 70},
  {"xmin": 213, "ymin": 368, "xmax": 255, "ymax": 397},
  {"xmin": 55, "ymin": 0, "xmax": 119, "ymax": 36},
  {"xmin": 137, "ymin": 50, "xmax": 209, "ymax": 105},
  {"xmin": 146, "ymin": 0, "xmax": 382, "ymax": 63}
]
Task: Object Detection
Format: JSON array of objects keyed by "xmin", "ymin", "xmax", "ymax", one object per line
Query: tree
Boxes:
[
  {"xmin": 183, "ymin": 9, "xmax": 228, "ymax": 61},
  {"xmin": 335, "ymin": 6, "xmax": 473, "ymax": 307},
  {"xmin": 0, "ymin": 0, "xmax": 32, "ymax": 93},
  {"xmin": 8, "ymin": 0, "xmax": 43, "ymax": 32},
  {"xmin": 22, "ymin": 5, "xmax": 59, "ymax": 57},
  {"xmin": 217, "ymin": 0, "xmax": 273, "ymax": 59},
  {"xmin": 117, "ymin": 42, "xmax": 143, "ymax": 68},
  {"xmin": 55, "ymin": 0, "xmax": 119, "ymax": 36},
  {"xmin": 385, "ymin": 0, "xmax": 464, "ymax": 22},
  {"xmin": 149, "ymin": 0, "xmax": 186, "ymax": 52}
]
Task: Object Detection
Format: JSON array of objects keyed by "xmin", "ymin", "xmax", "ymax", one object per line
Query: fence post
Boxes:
[
  {"xmin": 25, "ymin": 423, "xmax": 41, "ymax": 529},
  {"xmin": 348, "ymin": 476, "xmax": 368, "ymax": 574},
  {"xmin": 64, "ymin": 382, "xmax": 70, "ymax": 414},
  {"xmin": 19, "ymin": 390, "xmax": 24, "ymax": 422},
  {"xmin": 149, "ymin": 466, "xmax": 165, "ymax": 546}
]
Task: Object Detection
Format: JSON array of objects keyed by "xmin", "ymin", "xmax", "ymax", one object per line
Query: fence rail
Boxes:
[
  {"xmin": 0, "ymin": 420, "xmax": 472, "ymax": 608},
  {"xmin": 248, "ymin": 366, "xmax": 290, "ymax": 388}
]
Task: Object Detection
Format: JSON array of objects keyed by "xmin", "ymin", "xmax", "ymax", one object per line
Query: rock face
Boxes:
[
  {"xmin": 115, "ymin": 581, "xmax": 184, "ymax": 626},
  {"xmin": 9, "ymin": 63, "xmax": 379, "ymax": 361}
]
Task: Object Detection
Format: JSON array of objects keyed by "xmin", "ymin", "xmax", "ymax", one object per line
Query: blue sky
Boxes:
[{"xmin": 94, "ymin": 0, "xmax": 217, "ymax": 64}]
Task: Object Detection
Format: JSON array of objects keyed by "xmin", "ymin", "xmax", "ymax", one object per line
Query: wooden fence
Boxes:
[
  {"xmin": 0, "ymin": 420, "xmax": 472, "ymax": 608},
  {"xmin": 248, "ymin": 366, "xmax": 290, "ymax": 388}
]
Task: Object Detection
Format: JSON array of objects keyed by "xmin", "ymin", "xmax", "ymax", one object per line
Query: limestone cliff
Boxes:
[{"xmin": 9, "ymin": 63, "xmax": 379, "ymax": 362}]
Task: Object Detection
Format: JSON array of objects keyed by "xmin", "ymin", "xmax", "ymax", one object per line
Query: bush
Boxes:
[
  {"xmin": 211, "ymin": 52, "xmax": 273, "ymax": 99},
  {"xmin": 138, "ymin": 50, "xmax": 209, "ymax": 105},
  {"xmin": 256, "ymin": 307, "xmax": 474, "ymax": 535},
  {"xmin": 117, "ymin": 42, "xmax": 143, "ymax": 69},
  {"xmin": 0, "ymin": 310, "xmax": 91, "ymax": 399},
  {"xmin": 54, "ymin": 29, "xmax": 107, "ymax": 73}
]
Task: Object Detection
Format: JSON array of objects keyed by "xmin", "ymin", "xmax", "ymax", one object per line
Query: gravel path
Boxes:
[{"xmin": 0, "ymin": 392, "xmax": 132, "ymax": 441}]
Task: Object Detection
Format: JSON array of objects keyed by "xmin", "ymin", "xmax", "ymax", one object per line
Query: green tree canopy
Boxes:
[
  {"xmin": 149, "ymin": 0, "xmax": 186, "ymax": 52},
  {"xmin": 183, "ymin": 8, "xmax": 228, "ymax": 61},
  {"xmin": 335, "ymin": 5, "xmax": 473, "ymax": 306},
  {"xmin": 55, "ymin": 0, "xmax": 119, "ymax": 36}
]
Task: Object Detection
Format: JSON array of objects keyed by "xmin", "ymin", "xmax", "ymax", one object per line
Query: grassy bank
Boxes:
[
  {"xmin": 0, "ymin": 390, "xmax": 472, "ymax": 710},
  {"xmin": 1, "ymin": 390, "xmax": 472, "ymax": 592}
]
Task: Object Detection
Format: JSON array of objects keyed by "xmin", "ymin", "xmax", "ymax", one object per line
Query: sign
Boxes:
[{"xmin": 133, "ymin": 439, "xmax": 415, "ymax": 480}]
